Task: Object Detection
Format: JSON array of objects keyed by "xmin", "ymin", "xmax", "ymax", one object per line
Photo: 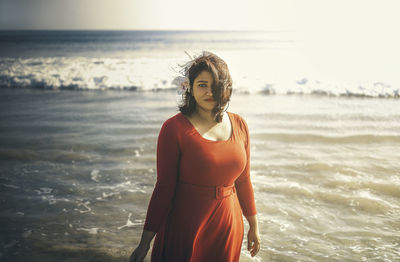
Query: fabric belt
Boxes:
[{"xmin": 178, "ymin": 181, "xmax": 236, "ymax": 200}]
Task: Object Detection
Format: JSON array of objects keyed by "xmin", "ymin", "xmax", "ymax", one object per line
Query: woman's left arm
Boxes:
[
  {"xmin": 245, "ymin": 215, "xmax": 261, "ymax": 257},
  {"xmin": 235, "ymin": 117, "xmax": 260, "ymax": 256}
]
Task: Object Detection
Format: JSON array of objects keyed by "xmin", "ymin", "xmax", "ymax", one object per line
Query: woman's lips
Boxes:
[{"xmin": 205, "ymin": 98, "xmax": 215, "ymax": 102}]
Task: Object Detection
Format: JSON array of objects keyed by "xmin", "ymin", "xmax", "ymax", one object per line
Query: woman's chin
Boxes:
[{"xmin": 196, "ymin": 103, "xmax": 214, "ymax": 112}]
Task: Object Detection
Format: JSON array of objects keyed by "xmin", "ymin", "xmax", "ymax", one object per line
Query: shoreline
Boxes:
[{"xmin": 1, "ymin": 86, "xmax": 399, "ymax": 100}]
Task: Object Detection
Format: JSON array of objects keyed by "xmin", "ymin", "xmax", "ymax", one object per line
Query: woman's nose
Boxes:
[{"xmin": 205, "ymin": 86, "xmax": 212, "ymax": 95}]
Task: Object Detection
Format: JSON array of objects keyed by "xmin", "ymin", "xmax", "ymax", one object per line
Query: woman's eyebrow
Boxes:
[{"xmin": 196, "ymin": 80, "xmax": 208, "ymax": 83}]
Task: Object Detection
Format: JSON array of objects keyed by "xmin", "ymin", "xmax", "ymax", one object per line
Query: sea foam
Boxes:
[{"xmin": 1, "ymin": 56, "xmax": 398, "ymax": 98}]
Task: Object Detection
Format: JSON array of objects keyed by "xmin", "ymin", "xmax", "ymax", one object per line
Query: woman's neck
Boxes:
[{"xmin": 193, "ymin": 107, "xmax": 224, "ymax": 125}]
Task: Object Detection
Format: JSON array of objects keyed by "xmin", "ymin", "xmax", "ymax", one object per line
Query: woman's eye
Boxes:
[{"xmin": 199, "ymin": 84, "xmax": 207, "ymax": 87}]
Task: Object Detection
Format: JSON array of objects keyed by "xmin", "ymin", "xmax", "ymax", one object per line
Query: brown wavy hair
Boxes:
[{"xmin": 178, "ymin": 51, "xmax": 232, "ymax": 123}]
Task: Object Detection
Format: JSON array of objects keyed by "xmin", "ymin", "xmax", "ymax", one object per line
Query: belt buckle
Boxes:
[
  {"xmin": 215, "ymin": 185, "xmax": 234, "ymax": 200},
  {"xmin": 215, "ymin": 186, "xmax": 222, "ymax": 200}
]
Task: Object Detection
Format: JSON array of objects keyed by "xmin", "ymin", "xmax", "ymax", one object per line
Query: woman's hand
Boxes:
[
  {"xmin": 247, "ymin": 227, "xmax": 261, "ymax": 257},
  {"xmin": 128, "ymin": 244, "xmax": 150, "ymax": 262},
  {"xmin": 129, "ymin": 229, "xmax": 155, "ymax": 261}
]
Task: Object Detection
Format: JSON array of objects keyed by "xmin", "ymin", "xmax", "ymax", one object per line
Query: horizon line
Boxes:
[{"xmin": 0, "ymin": 28, "xmax": 296, "ymax": 33}]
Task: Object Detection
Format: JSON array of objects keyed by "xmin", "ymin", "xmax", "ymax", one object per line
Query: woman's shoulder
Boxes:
[
  {"xmin": 160, "ymin": 112, "xmax": 185, "ymax": 131},
  {"xmin": 161, "ymin": 111, "xmax": 248, "ymax": 131},
  {"xmin": 166, "ymin": 112, "xmax": 183, "ymax": 123},
  {"xmin": 157, "ymin": 113, "xmax": 185, "ymax": 142},
  {"xmin": 229, "ymin": 111, "xmax": 249, "ymax": 131}
]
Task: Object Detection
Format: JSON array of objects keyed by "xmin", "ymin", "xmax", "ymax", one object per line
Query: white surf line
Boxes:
[{"xmin": 118, "ymin": 213, "xmax": 143, "ymax": 230}]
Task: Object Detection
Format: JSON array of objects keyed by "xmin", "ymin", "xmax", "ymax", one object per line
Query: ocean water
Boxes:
[
  {"xmin": 1, "ymin": 30, "xmax": 398, "ymax": 97},
  {"xmin": 0, "ymin": 31, "xmax": 399, "ymax": 261}
]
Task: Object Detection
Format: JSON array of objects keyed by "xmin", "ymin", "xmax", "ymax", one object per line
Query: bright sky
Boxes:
[
  {"xmin": 0, "ymin": 0, "xmax": 396, "ymax": 31},
  {"xmin": 0, "ymin": 0, "xmax": 294, "ymax": 30}
]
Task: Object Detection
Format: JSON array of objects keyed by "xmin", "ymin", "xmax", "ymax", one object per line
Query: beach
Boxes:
[
  {"xmin": 0, "ymin": 30, "xmax": 399, "ymax": 261},
  {"xmin": 0, "ymin": 87, "xmax": 399, "ymax": 261}
]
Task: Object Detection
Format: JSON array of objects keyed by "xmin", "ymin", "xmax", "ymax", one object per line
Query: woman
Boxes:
[{"xmin": 129, "ymin": 51, "xmax": 260, "ymax": 262}]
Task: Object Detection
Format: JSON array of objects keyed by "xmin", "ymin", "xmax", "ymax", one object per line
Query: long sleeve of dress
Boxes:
[
  {"xmin": 234, "ymin": 117, "xmax": 257, "ymax": 217},
  {"xmin": 143, "ymin": 119, "xmax": 181, "ymax": 233}
]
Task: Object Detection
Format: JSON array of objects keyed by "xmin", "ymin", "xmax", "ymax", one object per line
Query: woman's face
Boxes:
[{"xmin": 192, "ymin": 70, "xmax": 216, "ymax": 112}]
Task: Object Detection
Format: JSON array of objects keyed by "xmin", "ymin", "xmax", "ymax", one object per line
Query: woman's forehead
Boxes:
[{"xmin": 194, "ymin": 71, "xmax": 213, "ymax": 81}]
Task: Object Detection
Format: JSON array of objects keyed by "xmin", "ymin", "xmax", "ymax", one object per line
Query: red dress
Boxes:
[{"xmin": 143, "ymin": 111, "xmax": 257, "ymax": 262}]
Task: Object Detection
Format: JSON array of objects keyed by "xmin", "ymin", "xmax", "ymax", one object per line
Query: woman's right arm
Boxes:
[
  {"xmin": 129, "ymin": 118, "xmax": 181, "ymax": 261},
  {"xmin": 129, "ymin": 230, "xmax": 156, "ymax": 262}
]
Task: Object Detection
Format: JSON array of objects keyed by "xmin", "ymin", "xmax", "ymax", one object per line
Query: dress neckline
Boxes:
[{"xmin": 180, "ymin": 111, "xmax": 234, "ymax": 143}]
